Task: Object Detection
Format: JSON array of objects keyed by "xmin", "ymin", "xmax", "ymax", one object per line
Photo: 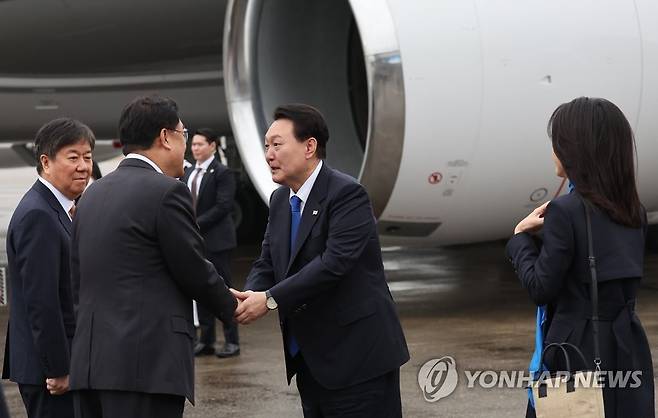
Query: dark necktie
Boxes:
[
  {"xmin": 288, "ymin": 195, "xmax": 302, "ymax": 356},
  {"xmin": 190, "ymin": 167, "xmax": 202, "ymax": 207},
  {"xmin": 290, "ymin": 195, "xmax": 302, "ymax": 254},
  {"xmin": 68, "ymin": 203, "xmax": 76, "ymax": 220}
]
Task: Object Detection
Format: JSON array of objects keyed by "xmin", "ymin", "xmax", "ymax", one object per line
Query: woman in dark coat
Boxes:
[{"xmin": 507, "ymin": 97, "xmax": 654, "ymax": 417}]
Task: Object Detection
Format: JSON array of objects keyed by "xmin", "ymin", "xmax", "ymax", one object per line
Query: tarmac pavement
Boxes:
[{"xmin": 2, "ymin": 242, "xmax": 657, "ymax": 417}]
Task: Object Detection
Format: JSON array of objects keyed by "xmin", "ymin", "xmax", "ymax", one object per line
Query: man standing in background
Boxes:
[
  {"xmin": 3, "ymin": 119, "xmax": 94, "ymax": 418},
  {"xmin": 182, "ymin": 128, "xmax": 240, "ymax": 358}
]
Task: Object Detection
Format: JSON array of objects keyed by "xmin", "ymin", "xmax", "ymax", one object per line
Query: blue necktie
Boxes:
[
  {"xmin": 290, "ymin": 195, "xmax": 302, "ymax": 255},
  {"xmin": 287, "ymin": 195, "xmax": 302, "ymax": 357}
]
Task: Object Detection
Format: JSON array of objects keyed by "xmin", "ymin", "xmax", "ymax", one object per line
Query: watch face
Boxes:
[{"xmin": 267, "ymin": 297, "xmax": 277, "ymax": 310}]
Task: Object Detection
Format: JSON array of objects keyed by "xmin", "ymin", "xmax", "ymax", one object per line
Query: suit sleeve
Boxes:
[
  {"xmin": 244, "ymin": 220, "xmax": 276, "ymax": 291},
  {"xmin": 506, "ymin": 201, "xmax": 574, "ymax": 306},
  {"xmin": 14, "ymin": 210, "xmax": 70, "ymax": 378},
  {"xmin": 244, "ymin": 192, "xmax": 276, "ymax": 291},
  {"xmin": 270, "ymin": 182, "xmax": 374, "ymax": 316},
  {"xmin": 157, "ymin": 181, "xmax": 237, "ymax": 323},
  {"xmin": 196, "ymin": 169, "xmax": 236, "ymax": 231}
]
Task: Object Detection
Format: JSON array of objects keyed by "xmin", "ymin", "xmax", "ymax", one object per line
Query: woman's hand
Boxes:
[{"xmin": 514, "ymin": 201, "xmax": 549, "ymax": 234}]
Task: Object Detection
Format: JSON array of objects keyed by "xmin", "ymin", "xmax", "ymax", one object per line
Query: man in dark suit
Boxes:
[
  {"xmin": 181, "ymin": 128, "xmax": 239, "ymax": 358},
  {"xmin": 3, "ymin": 118, "xmax": 95, "ymax": 418},
  {"xmin": 69, "ymin": 96, "xmax": 237, "ymax": 418},
  {"xmin": 232, "ymin": 104, "xmax": 409, "ymax": 417}
]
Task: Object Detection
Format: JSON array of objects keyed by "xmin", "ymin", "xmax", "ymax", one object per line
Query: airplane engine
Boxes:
[{"xmin": 223, "ymin": 0, "xmax": 658, "ymax": 245}]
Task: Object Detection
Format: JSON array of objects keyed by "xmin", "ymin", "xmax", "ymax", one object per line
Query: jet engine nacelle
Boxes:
[{"xmin": 224, "ymin": 0, "xmax": 658, "ymax": 245}]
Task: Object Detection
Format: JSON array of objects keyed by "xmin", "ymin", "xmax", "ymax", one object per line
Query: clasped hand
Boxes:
[
  {"xmin": 230, "ymin": 289, "xmax": 268, "ymax": 325},
  {"xmin": 46, "ymin": 374, "xmax": 69, "ymax": 395}
]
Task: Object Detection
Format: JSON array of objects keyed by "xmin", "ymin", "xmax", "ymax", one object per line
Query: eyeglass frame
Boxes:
[{"xmin": 166, "ymin": 128, "xmax": 189, "ymax": 142}]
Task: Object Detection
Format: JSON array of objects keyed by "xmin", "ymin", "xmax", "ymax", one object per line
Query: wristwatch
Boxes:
[{"xmin": 265, "ymin": 290, "xmax": 278, "ymax": 310}]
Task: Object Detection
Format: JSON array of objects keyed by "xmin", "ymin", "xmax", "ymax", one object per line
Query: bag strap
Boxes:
[
  {"xmin": 580, "ymin": 196, "xmax": 602, "ymax": 372},
  {"xmin": 540, "ymin": 343, "xmax": 572, "ymax": 375},
  {"xmin": 539, "ymin": 342, "xmax": 589, "ymax": 375}
]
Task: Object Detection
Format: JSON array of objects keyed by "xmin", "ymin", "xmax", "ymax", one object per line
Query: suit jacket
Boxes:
[
  {"xmin": 245, "ymin": 164, "xmax": 409, "ymax": 389},
  {"xmin": 507, "ymin": 191, "xmax": 654, "ymax": 417},
  {"xmin": 69, "ymin": 158, "xmax": 237, "ymax": 403},
  {"xmin": 181, "ymin": 158, "xmax": 236, "ymax": 252},
  {"xmin": 2, "ymin": 180, "xmax": 76, "ymax": 384}
]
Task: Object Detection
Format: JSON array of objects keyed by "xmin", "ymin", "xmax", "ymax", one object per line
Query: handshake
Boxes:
[{"xmin": 229, "ymin": 289, "xmax": 270, "ymax": 325}]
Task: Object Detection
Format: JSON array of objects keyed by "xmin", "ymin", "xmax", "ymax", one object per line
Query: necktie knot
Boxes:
[
  {"xmin": 290, "ymin": 195, "xmax": 302, "ymax": 213},
  {"xmin": 68, "ymin": 203, "xmax": 76, "ymax": 219}
]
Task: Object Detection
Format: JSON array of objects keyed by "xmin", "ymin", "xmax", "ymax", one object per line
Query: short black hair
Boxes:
[
  {"xmin": 118, "ymin": 95, "xmax": 180, "ymax": 155},
  {"xmin": 194, "ymin": 128, "xmax": 218, "ymax": 145},
  {"xmin": 34, "ymin": 118, "xmax": 96, "ymax": 174},
  {"xmin": 273, "ymin": 104, "xmax": 329, "ymax": 159}
]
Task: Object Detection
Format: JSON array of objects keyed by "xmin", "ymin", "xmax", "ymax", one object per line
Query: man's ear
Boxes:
[
  {"xmin": 306, "ymin": 137, "xmax": 318, "ymax": 159},
  {"xmin": 40, "ymin": 154, "xmax": 50, "ymax": 173},
  {"xmin": 159, "ymin": 129, "xmax": 173, "ymax": 151}
]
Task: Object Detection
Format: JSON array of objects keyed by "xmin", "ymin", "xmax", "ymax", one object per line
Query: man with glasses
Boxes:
[{"xmin": 68, "ymin": 95, "xmax": 236, "ymax": 418}]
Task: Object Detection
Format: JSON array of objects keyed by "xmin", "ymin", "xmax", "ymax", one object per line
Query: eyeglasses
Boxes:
[{"xmin": 167, "ymin": 128, "xmax": 189, "ymax": 142}]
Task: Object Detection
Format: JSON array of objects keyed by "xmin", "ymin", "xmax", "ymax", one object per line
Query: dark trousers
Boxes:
[
  {"xmin": 18, "ymin": 384, "xmax": 74, "ymax": 418},
  {"xmin": 0, "ymin": 385, "xmax": 9, "ymax": 418},
  {"xmin": 73, "ymin": 389, "xmax": 184, "ymax": 418},
  {"xmin": 198, "ymin": 250, "xmax": 239, "ymax": 346},
  {"xmin": 294, "ymin": 356, "xmax": 402, "ymax": 418}
]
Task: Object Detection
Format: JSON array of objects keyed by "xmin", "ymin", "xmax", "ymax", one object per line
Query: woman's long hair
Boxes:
[{"xmin": 548, "ymin": 97, "xmax": 642, "ymax": 228}]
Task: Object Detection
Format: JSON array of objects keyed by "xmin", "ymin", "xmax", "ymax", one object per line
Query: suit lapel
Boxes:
[
  {"xmin": 181, "ymin": 166, "xmax": 192, "ymax": 183},
  {"xmin": 57, "ymin": 211, "xmax": 72, "ymax": 236},
  {"xmin": 197, "ymin": 159, "xmax": 217, "ymax": 198},
  {"xmin": 285, "ymin": 164, "xmax": 329, "ymax": 274},
  {"xmin": 270, "ymin": 190, "xmax": 291, "ymax": 281},
  {"xmin": 32, "ymin": 181, "xmax": 72, "ymax": 236}
]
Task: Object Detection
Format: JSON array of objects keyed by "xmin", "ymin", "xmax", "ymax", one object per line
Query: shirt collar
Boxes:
[
  {"xmin": 125, "ymin": 153, "xmax": 164, "ymax": 174},
  {"xmin": 289, "ymin": 160, "xmax": 323, "ymax": 203},
  {"xmin": 195, "ymin": 155, "xmax": 215, "ymax": 171},
  {"xmin": 38, "ymin": 177, "xmax": 75, "ymax": 217}
]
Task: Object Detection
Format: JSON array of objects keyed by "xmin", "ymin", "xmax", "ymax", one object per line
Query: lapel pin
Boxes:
[
  {"xmin": 209, "ymin": 169, "xmax": 214, "ymax": 173},
  {"xmin": 312, "ymin": 210, "xmax": 319, "ymax": 216}
]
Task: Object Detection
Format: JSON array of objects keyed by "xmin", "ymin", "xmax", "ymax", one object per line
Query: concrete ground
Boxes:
[{"xmin": 2, "ymin": 242, "xmax": 657, "ymax": 417}]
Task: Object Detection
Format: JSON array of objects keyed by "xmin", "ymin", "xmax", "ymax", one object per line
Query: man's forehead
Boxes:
[
  {"xmin": 59, "ymin": 141, "xmax": 92, "ymax": 153},
  {"xmin": 266, "ymin": 119, "xmax": 293, "ymax": 139},
  {"xmin": 265, "ymin": 133, "xmax": 283, "ymax": 141}
]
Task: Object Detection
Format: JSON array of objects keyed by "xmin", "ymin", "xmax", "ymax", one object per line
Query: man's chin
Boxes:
[
  {"xmin": 70, "ymin": 187, "xmax": 85, "ymax": 199},
  {"xmin": 271, "ymin": 174, "xmax": 284, "ymax": 185}
]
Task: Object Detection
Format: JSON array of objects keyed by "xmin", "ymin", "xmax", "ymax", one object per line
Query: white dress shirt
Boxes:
[
  {"xmin": 186, "ymin": 155, "xmax": 215, "ymax": 195},
  {"xmin": 289, "ymin": 160, "xmax": 323, "ymax": 214},
  {"xmin": 38, "ymin": 177, "xmax": 75, "ymax": 221},
  {"xmin": 125, "ymin": 153, "xmax": 164, "ymax": 174}
]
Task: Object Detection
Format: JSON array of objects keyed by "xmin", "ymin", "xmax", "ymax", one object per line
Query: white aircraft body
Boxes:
[{"xmin": 0, "ymin": 0, "xmax": 656, "ymax": 246}]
